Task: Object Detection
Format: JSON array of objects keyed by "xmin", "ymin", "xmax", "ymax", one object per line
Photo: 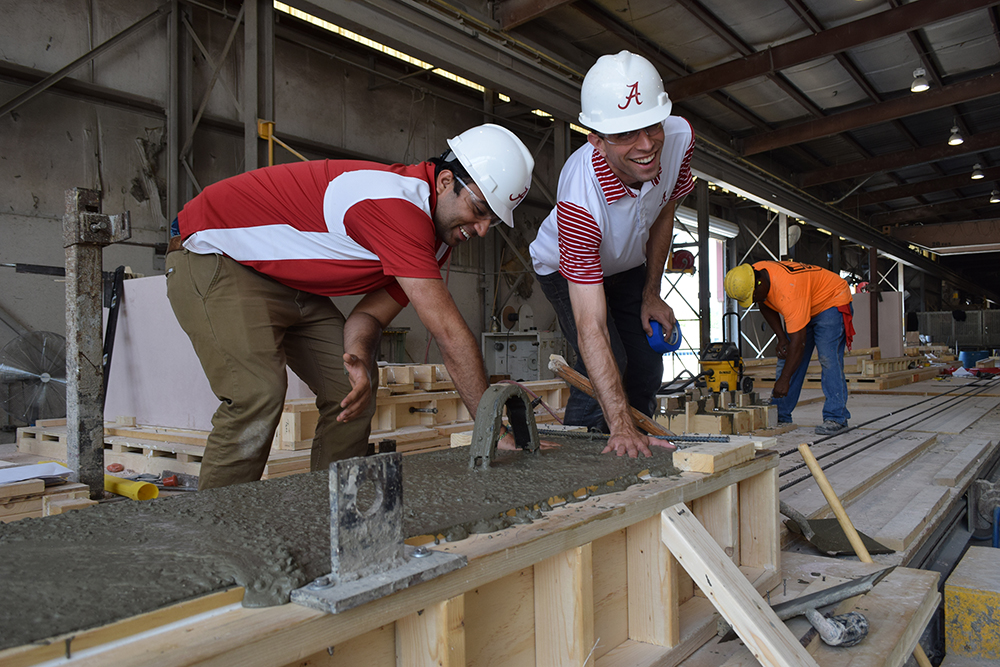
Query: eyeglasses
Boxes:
[
  {"xmin": 455, "ymin": 175, "xmax": 503, "ymax": 228},
  {"xmin": 601, "ymin": 123, "xmax": 664, "ymax": 146}
]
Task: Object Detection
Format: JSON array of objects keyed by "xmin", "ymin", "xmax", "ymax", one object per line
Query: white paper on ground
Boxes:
[{"xmin": 0, "ymin": 462, "xmax": 72, "ymax": 485}]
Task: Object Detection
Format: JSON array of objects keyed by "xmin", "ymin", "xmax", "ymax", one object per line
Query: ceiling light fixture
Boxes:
[
  {"xmin": 991, "ymin": 190, "xmax": 1000, "ymax": 204},
  {"xmin": 948, "ymin": 125, "xmax": 964, "ymax": 146},
  {"xmin": 972, "ymin": 164, "xmax": 985, "ymax": 180},
  {"xmin": 910, "ymin": 68, "xmax": 929, "ymax": 93}
]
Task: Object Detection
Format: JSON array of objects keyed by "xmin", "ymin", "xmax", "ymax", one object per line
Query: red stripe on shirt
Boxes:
[
  {"xmin": 669, "ymin": 131, "xmax": 696, "ymax": 202},
  {"xmin": 557, "ymin": 201, "xmax": 603, "ymax": 284}
]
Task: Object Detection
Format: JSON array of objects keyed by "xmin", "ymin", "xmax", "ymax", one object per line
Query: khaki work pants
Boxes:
[{"xmin": 166, "ymin": 250, "xmax": 373, "ymax": 490}]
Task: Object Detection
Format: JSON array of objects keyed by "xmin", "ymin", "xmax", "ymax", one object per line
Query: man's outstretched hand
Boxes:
[
  {"xmin": 337, "ymin": 353, "xmax": 374, "ymax": 422},
  {"xmin": 601, "ymin": 431, "xmax": 675, "ymax": 458}
]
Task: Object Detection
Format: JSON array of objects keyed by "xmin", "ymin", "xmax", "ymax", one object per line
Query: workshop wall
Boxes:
[{"xmin": 0, "ymin": 0, "xmax": 559, "ymax": 388}]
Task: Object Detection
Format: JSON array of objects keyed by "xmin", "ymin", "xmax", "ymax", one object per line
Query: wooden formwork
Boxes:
[{"xmin": 1, "ymin": 449, "xmax": 782, "ymax": 667}]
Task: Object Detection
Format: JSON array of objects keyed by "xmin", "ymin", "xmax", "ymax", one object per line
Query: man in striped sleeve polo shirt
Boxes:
[
  {"xmin": 529, "ymin": 51, "xmax": 695, "ymax": 458},
  {"xmin": 166, "ymin": 124, "xmax": 533, "ymax": 489}
]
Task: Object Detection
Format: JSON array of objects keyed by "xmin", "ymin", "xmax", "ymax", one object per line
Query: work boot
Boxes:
[{"xmin": 815, "ymin": 420, "xmax": 848, "ymax": 435}]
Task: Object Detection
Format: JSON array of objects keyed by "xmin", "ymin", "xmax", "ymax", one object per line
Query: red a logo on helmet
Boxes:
[
  {"xmin": 618, "ymin": 82, "xmax": 643, "ymax": 110},
  {"xmin": 509, "ymin": 185, "xmax": 529, "ymax": 203}
]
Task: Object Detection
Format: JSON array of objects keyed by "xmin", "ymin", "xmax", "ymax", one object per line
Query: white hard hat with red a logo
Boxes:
[
  {"xmin": 579, "ymin": 50, "xmax": 673, "ymax": 135},
  {"xmin": 446, "ymin": 124, "xmax": 533, "ymax": 227}
]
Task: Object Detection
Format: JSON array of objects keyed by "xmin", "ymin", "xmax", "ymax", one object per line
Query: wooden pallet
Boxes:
[
  {"xmin": 272, "ymin": 379, "xmax": 571, "ymax": 450},
  {"xmin": 752, "ymin": 364, "xmax": 944, "ymax": 391}
]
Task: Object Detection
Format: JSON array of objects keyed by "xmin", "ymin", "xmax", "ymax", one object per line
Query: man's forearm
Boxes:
[
  {"xmin": 434, "ymin": 328, "xmax": 489, "ymax": 418},
  {"xmin": 577, "ymin": 323, "xmax": 636, "ymax": 434},
  {"xmin": 643, "ymin": 203, "xmax": 675, "ymax": 299},
  {"xmin": 343, "ymin": 312, "xmax": 382, "ymax": 369}
]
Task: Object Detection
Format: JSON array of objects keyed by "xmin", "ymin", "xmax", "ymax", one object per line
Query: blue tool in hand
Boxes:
[{"xmin": 647, "ymin": 321, "xmax": 682, "ymax": 353}]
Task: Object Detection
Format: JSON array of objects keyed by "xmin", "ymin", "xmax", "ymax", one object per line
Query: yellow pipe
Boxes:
[{"xmin": 104, "ymin": 475, "xmax": 158, "ymax": 501}]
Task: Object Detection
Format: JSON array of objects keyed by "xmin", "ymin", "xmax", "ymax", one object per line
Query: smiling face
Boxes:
[
  {"xmin": 588, "ymin": 123, "xmax": 664, "ymax": 189},
  {"xmin": 432, "ymin": 170, "xmax": 499, "ymax": 247}
]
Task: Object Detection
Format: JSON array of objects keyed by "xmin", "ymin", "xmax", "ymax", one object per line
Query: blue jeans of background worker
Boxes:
[
  {"xmin": 773, "ymin": 305, "xmax": 851, "ymax": 426},
  {"xmin": 536, "ymin": 265, "xmax": 663, "ymax": 433}
]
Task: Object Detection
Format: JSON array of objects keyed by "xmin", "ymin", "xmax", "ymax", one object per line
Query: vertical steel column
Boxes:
[
  {"xmin": 831, "ymin": 236, "xmax": 841, "ymax": 274},
  {"xmin": 243, "ymin": 0, "xmax": 259, "ymax": 171},
  {"xmin": 259, "ymin": 0, "xmax": 274, "ymax": 168},
  {"xmin": 898, "ymin": 262, "xmax": 905, "ymax": 332},
  {"xmin": 778, "ymin": 212, "xmax": 788, "ymax": 260},
  {"xmin": 869, "ymin": 246, "xmax": 879, "ymax": 349},
  {"xmin": 726, "ymin": 231, "xmax": 737, "ymax": 344},
  {"xmin": 244, "ymin": 0, "xmax": 274, "ymax": 171},
  {"xmin": 167, "ymin": 0, "xmax": 179, "ymax": 221},
  {"xmin": 63, "ymin": 189, "xmax": 131, "ymax": 499},
  {"xmin": 697, "ymin": 179, "xmax": 710, "ymax": 353}
]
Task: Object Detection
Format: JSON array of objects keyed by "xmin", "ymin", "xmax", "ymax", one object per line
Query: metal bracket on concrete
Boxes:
[
  {"xmin": 469, "ymin": 383, "xmax": 541, "ymax": 470},
  {"xmin": 63, "ymin": 188, "xmax": 131, "ymax": 498},
  {"xmin": 290, "ymin": 453, "xmax": 466, "ymax": 614}
]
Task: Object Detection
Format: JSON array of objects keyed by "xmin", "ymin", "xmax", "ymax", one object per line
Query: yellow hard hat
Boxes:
[{"xmin": 724, "ymin": 264, "xmax": 756, "ymax": 308}]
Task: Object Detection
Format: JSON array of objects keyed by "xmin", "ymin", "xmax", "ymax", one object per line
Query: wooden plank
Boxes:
[
  {"xmin": 692, "ymin": 484, "xmax": 739, "ymax": 564},
  {"xmin": 43, "ymin": 497, "xmax": 99, "ymax": 516},
  {"xmin": 595, "ymin": 597, "xmax": 717, "ymax": 667},
  {"xmin": 660, "ymin": 504, "xmax": 818, "ymax": 666},
  {"xmin": 810, "ymin": 568, "xmax": 940, "ymax": 667},
  {"xmin": 0, "ymin": 587, "xmax": 246, "ymax": 667},
  {"xmin": 739, "ymin": 466, "xmax": 779, "ymax": 571},
  {"xmin": 592, "ymin": 530, "xmax": 628, "ymax": 661},
  {"xmin": 935, "ymin": 440, "xmax": 994, "ymax": 486},
  {"xmin": 673, "ymin": 442, "xmax": 754, "ymax": 474},
  {"xmin": 534, "ymin": 543, "xmax": 595, "ymax": 666},
  {"xmin": 0, "ymin": 508, "xmax": 44, "ymax": 523},
  {"xmin": 395, "ymin": 595, "xmax": 465, "ymax": 667},
  {"xmin": 874, "ymin": 486, "xmax": 950, "ymax": 552},
  {"xmin": 535, "ymin": 544, "xmax": 594, "ymax": 667},
  {"xmin": 0, "ymin": 497, "xmax": 42, "ymax": 517},
  {"xmin": 627, "ymin": 514, "xmax": 680, "ymax": 647},
  {"xmin": 464, "ymin": 568, "xmax": 535, "ymax": 666},
  {"xmin": 783, "ymin": 432, "xmax": 939, "ymax": 519},
  {"xmin": 303, "ymin": 624, "xmax": 395, "ymax": 666},
  {"xmin": 0, "ymin": 478, "xmax": 45, "ymax": 500}
]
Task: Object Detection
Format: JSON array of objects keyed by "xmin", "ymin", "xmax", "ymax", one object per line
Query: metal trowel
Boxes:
[{"xmin": 780, "ymin": 500, "xmax": 894, "ymax": 556}]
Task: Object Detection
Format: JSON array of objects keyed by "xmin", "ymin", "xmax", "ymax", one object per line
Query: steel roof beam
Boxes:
[
  {"xmin": 871, "ymin": 197, "xmax": 997, "ymax": 225},
  {"xmin": 495, "ymin": 0, "xmax": 574, "ymax": 30},
  {"xmin": 740, "ymin": 71, "xmax": 1000, "ymax": 156},
  {"xmin": 844, "ymin": 167, "xmax": 1000, "ymax": 207},
  {"xmin": 665, "ymin": 0, "xmax": 1000, "ymax": 101},
  {"xmin": 800, "ymin": 128, "xmax": 1000, "ymax": 187}
]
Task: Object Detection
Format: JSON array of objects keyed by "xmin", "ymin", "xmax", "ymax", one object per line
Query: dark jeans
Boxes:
[
  {"xmin": 537, "ymin": 265, "xmax": 663, "ymax": 432},
  {"xmin": 773, "ymin": 305, "xmax": 851, "ymax": 425}
]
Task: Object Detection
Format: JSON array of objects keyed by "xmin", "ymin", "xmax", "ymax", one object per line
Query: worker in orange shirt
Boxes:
[{"xmin": 724, "ymin": 261, "xmax": 855, "ymax": 435}]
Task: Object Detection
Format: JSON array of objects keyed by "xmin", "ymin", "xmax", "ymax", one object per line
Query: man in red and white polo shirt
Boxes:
[
  {"xmin": 167, "ymin": 124, "xmax": 533, "ymax": 489},
  {"xmin": 529, "ymin": 51, "xmax": 694, "ymax": 458}
]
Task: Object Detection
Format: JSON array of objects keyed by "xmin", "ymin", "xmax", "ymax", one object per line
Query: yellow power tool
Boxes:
[{"xmin": 698, "ymin": 312, "xmax": 754, "ymax": 393}]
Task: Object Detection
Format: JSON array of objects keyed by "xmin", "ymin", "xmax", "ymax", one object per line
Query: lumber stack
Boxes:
[
  {"xmin": 16, "ymin": 378, "xmax": 572, "ymax": 481},
  {"xmin": 0, "ymin": 476, "xmax": 92, "ymax": 523},
  {"xmin": 744, "ymin": 346, "xmax": 948, "ymax": 392}
]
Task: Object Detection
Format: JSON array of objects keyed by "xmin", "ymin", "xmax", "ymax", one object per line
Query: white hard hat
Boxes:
[
  {"xmin": 446, "ymin": 124, "xmax": 533, "ymax": 227},
  {"xmin": 579, "ymin": 50, "xmax": 672, "ymax": 135}
]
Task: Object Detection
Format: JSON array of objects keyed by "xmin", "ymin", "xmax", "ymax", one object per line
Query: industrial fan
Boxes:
[{"xmin": 0, "ymin": 331, "xmax": 67, "ymax": 426}]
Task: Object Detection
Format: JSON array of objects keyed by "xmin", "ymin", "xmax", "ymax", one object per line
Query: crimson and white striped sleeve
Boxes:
[
  {"xmin": 668, "ymin": 133, "xmax": 696, "ymax": 202},
  {"xmin": 557, "ymin": 201, "xmax": 603, "ymax": 284}
]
